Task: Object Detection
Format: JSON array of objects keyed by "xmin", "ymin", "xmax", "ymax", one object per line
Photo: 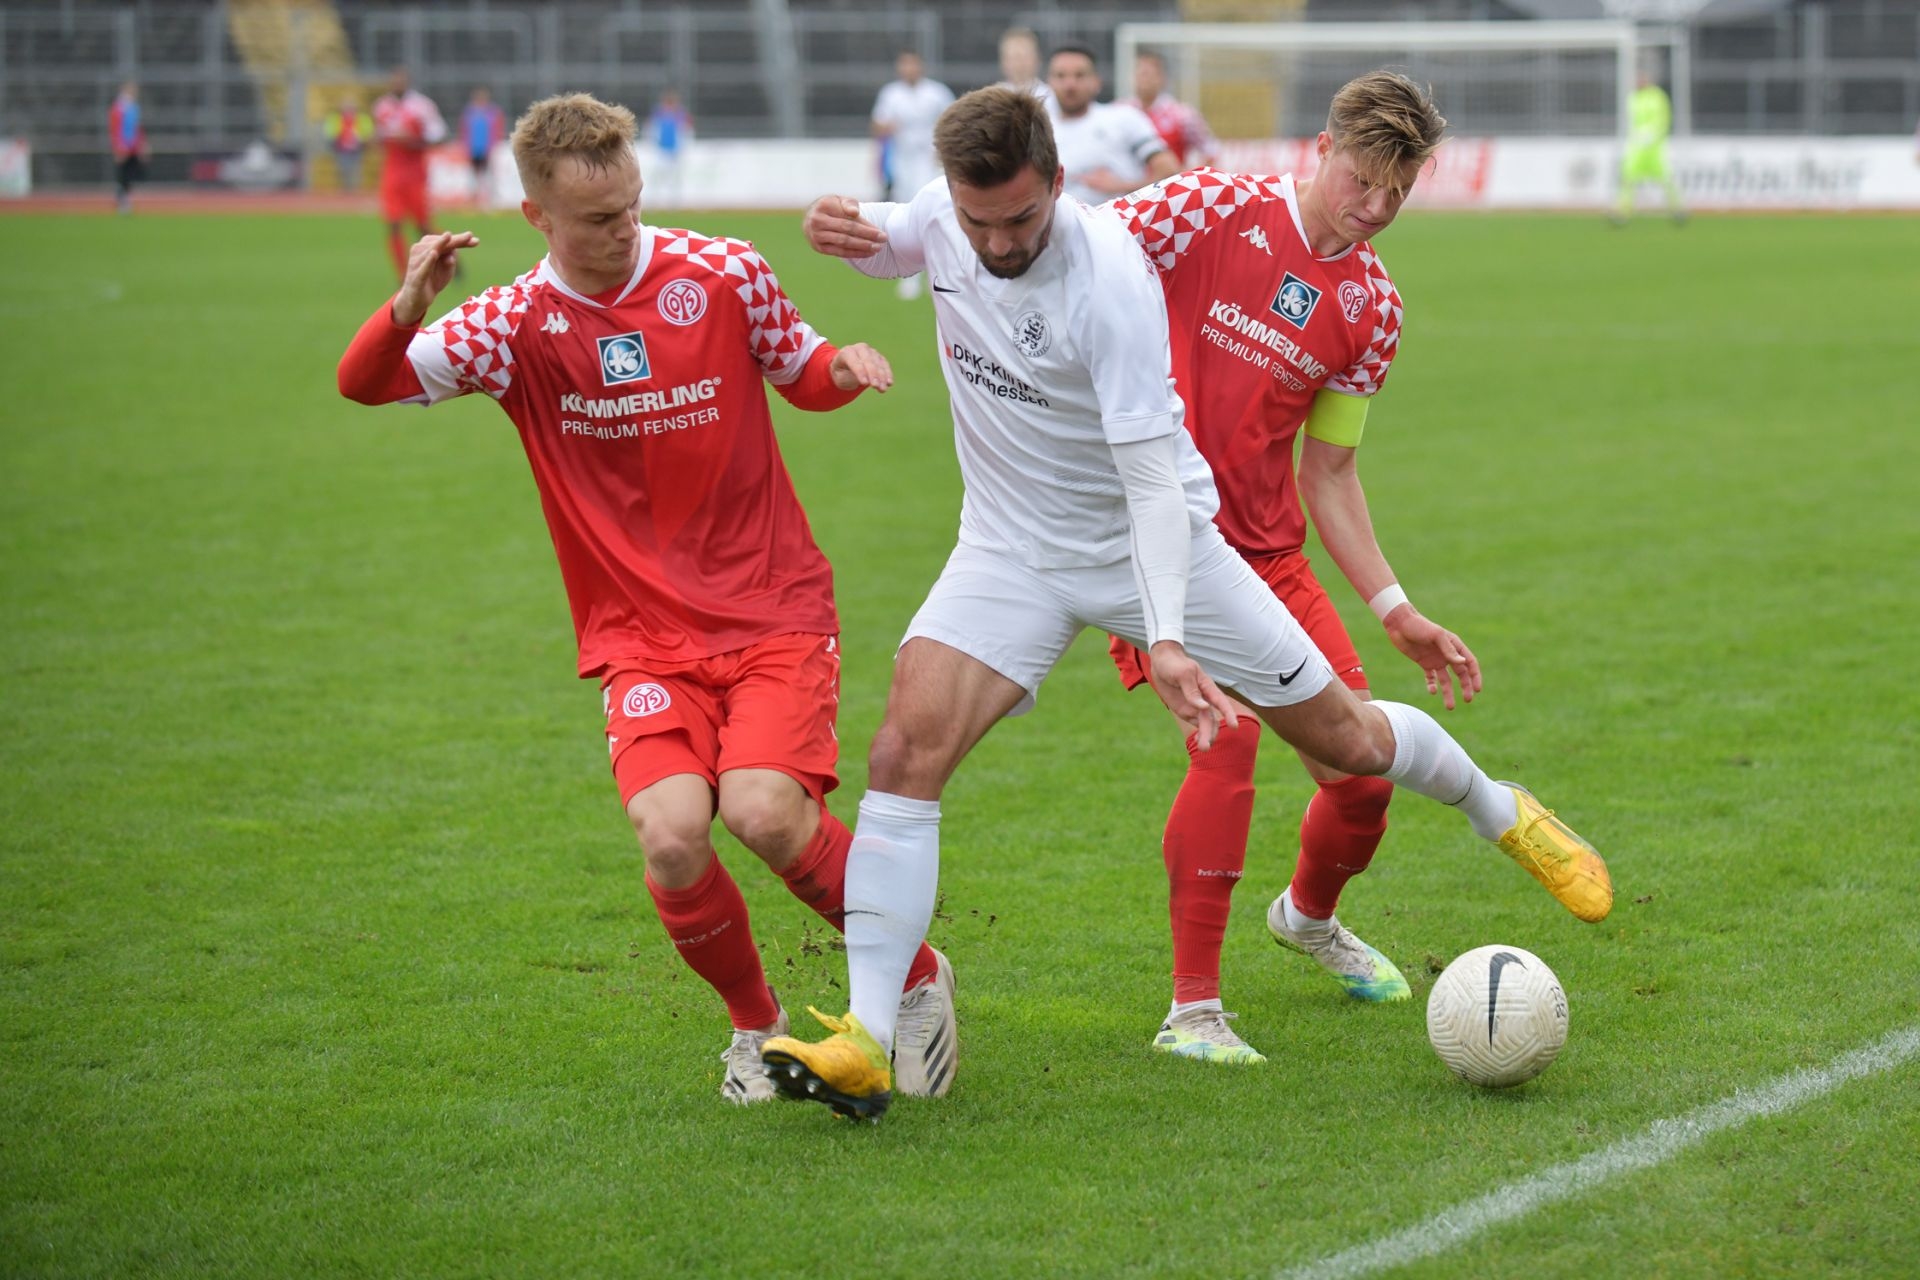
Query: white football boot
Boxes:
[
  {"xmin": 889, "ymin": 948, "xmax": 957, "ymax": 1097},
  {"xmin": 719, "ymin": 1004, "xmax": 790, "ymax": 1105}
]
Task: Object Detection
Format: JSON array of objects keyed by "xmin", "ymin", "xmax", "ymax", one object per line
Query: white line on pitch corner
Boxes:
[{"xmin": 1279, "ymin": 1024, "xmax": 1920, "ymax": 1280}]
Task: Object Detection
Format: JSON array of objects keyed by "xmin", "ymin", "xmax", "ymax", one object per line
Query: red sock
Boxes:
[
  {"xmin": 1288, "ymin": 774, "xmax": 1395, "ymax": 921},
  {"xmin": 780, "ymin": 806, "xmax": 938, "ymax": 991},
  {"xmin": 386, "ymin": 228, "xmax": 409, "ymax": 279},
  {"xmin": 1164, "ymin": 717, "xmax": 1262, "ymax": 1003},
  {"xmin": 646, "ymin": 856, "xmax": 778, "ymax": 1031}
]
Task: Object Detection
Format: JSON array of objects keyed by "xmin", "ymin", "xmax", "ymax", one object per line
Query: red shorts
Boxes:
[
  {"xmin": 380, "ymin": 179, "xmax": 430, "ymax": 225},
  {"xmin": 1109, "ymin": 549, "xmax": 1368, "ymax": 694},
  {"xmin": 600, "ymin": 631, "xmax": 841, "ymax": 807}
]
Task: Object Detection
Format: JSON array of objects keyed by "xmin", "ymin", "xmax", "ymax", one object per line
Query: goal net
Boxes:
[{"xmin": 1114, "ymin": 19, "xmax": 1641, "ymax": 151}]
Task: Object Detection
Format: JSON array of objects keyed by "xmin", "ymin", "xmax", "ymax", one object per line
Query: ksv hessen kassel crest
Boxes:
[{"xmin": 1013, "ymin": 310, "xmax": 1051, "ymax": 357}]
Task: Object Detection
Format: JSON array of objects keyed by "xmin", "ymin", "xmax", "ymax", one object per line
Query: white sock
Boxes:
[
  {"xmin": 844, "ymin": 789, "xmax": 941, "ymax": 1051},
  {"xmin": 1373, "ymin": 700, "xmax": 1519, "ymax": 841},
  {"xmin": 1169, "ymin": 997, "xmax": 1223, "ymax": 1020},
  {"xmin": 1281, "ymin": 887, "xmax": 1334, "ymax": 938}
]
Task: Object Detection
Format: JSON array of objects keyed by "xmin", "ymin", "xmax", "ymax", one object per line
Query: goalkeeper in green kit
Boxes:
[{"xmin": 1614, "ymin": 71, "xmax": 1687, "ymax": 225}]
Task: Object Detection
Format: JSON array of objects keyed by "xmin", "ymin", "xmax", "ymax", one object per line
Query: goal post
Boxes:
[{"xmin": 1114, "ymin": 20, "xmax": 1642, "ymax": 146}]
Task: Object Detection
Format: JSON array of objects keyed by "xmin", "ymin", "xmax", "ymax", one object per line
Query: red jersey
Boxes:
[
  {"xmin": 1124, "ymin": 93, "xmax": 1218, "ymax": 167},
  {"xmin": 392, "ymin": 230, "xmax": 843, "ymax": 675},
  {"xmin": 372, "ymin": 90, "xmax": 445, "ymax": 189},
  {"xmin": 1110, "ymin": 168, "xmax": 1403, "ymax": 558}
]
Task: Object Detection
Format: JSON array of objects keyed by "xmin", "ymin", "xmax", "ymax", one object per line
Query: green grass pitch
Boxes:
[{"xmin": 3, "ymin": 206, "xmax": 1917, "ymax": 1278}]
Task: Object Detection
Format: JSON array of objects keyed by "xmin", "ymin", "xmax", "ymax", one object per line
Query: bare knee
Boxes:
[
  {"xmin": 867, "ymin": 718, "xmax": 939, "ymax": 797},
  {"xmin": 626, "ymin": 783, "xmax": 716, "ymax": 889},
  {"xmin": 716, "ymin": 772, "xmax": 815, "ymax": 869},
  {"xmin": 1326, "ymin": 704, "xmax": 1398, "ymax": 777},
  {"xmin": 1262, "ymin": 685, "xmax": 1398, "ymax": 777}
]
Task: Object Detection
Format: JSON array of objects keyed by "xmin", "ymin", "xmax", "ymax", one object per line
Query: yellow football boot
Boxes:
[
  {"xmin": 1495, "ymin": 783, "xmax": 1614, "ymax": 923},
  {"xmin": 760, "ymin": 1008, "xmax": 893, "ymax": 1121}
]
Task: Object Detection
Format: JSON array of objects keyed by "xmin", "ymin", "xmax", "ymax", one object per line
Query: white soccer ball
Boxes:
[{"xmin": 1426, "ymin": 944, "xmax": 1569, "ymax": 1088}]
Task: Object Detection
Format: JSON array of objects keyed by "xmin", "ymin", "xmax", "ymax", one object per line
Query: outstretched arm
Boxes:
[{"xmin": 1298, "ymin": 432, "xmax": 1481, "ymax": 710}]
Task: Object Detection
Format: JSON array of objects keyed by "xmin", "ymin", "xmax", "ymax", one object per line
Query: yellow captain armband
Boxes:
[{"xmin": 1302, "ymin": 389, "xmax": 1371, "ymax": 448}]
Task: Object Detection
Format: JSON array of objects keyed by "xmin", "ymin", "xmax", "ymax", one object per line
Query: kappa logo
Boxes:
[
  {"xmin": 658, "ymin": 279, "xmax": 707, "ymax": 326},
  {"xmin": 596, "ymin": 331, "xmax": 651, "ymax": 386},
  {"xmin": 1238, "ymin": 224, "xmax": 1272, "ymax": 255},
  {"xmin": 1013, "ymin": 310, "xmax": 1051, "ymax": 358},
  {"xmin": 621, "ymin": 682, "xmax": 672, "ymax": 718},
  {"xmin": 540, "ymin": 311, "xmax": 570, "ymax": 335},
  {"xmin": 1339, "ymin": 280, "xmax": 1369, "ymax": 324},
  {"xmin": 1269, "ymin": 272, "xmax": 1322, "ymax": 330}
]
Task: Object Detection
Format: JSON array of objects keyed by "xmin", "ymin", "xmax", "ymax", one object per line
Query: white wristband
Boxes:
[{"xmin": 1368, "ymin": 583, "xmax": 1410, "ymax": 621}]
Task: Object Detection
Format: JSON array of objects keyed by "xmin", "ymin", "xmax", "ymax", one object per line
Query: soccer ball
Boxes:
[{"xmin": 1426, "ymin": 944, "xmax": 1568, "ymax": 1088}]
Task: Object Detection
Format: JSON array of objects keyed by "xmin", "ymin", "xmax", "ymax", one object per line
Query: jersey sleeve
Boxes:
[
  {"xmin": 417, "ymin": 96, "xmax": 449, "ymax": 145},
  {"xmin": 1323, "ymin": 248, "xmax": 1403, "ymax": 400},
  {"xmin": 850, "ymin": 187, "xmax": 931, "ymax": 278},
  {"xmin": 1075, "ymin": 222, "xmax": 1183, "ymax": 446},
  {"xmin": 403, "ymin": 275, "xmax": 539, "ymax": 405},
  {"xmin": 1108, "ymin": 168, "xmax": 1291, "ymax": 273},
  {"xmin": 732, "ymin": 246, "xmax": 831, "ymax": 386},
  {"xmin": 1116, "ymin": 104, "xmax": 1169, "ymax": 165},
  {"xmin": 870, "ymin": 84, "xmax": 898, "ymax": 128},
  {"xmin": 1179, "ymin": 102, "xmax": 1220, "ymax": 162}
]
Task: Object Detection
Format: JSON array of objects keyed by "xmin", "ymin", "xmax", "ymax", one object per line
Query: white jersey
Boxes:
[
  {"xmin": 997, "ymin": 79, "xmax": 1054, "ymax": 106},
  {"xmin": 1050, "ymin": 101, "xmax": 1167, "ymax": 205},
  {"xmin": 854, "ymin": 180, "xmax": 1218, "ymax": 568},
  {"xmin": 872, "ymin": 77, "xmax": 955, "ymax": 193}
]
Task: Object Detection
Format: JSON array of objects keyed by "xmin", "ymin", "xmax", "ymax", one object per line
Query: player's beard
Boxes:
[{"xmin": 979, "ymin": 214, "xmax": 1053, "ymax": 279}]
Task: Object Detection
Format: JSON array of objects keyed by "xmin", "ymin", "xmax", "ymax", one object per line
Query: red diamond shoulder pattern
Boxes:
[
  {"xmin": 655, "ymin": 230, "xmax": 821, "ymax": 384},
  {"xmin": 1111, "ymin": 167, "xmax": 1293, "ymax": 273}
]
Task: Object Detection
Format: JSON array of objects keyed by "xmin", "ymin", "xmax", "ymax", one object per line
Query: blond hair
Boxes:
[
  {"xmin": 510, "ymin": 93, "xmax": 637, "ymax": 197},
  {"xmin": 935, "ymin": 86, "xmax": 1057, "ymax": 190},
  {"xmin": 1326, "ymin": 72, "xmax": 1447, "ymax": 190}
]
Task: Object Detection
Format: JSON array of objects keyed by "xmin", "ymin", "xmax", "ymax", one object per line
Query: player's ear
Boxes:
[
  {"xmin": 521, "ymin": 198, "xmax": 547, "ymax": 234},
  {"xmin": 1050, "ymin": 165, "xmax": 1064, "ymax": 198},
  {"xmin": 1316, "ymin": 131, "xmax": 1333, "ymax": 162}
]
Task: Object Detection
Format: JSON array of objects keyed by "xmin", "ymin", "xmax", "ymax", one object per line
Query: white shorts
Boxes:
[{"xmin": 902, "ymin": 528, "xmax": 1334, "ymax": 715}]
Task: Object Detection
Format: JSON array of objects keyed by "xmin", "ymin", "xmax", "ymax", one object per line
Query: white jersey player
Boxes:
[
  {"xmin": 870, "ymin": 50, "xmax": 955, "ymax": 298},
  {"xmin": 1046, "ymin": 44, "xmax": 1177, "ymax": 204},
  {"xmin": 761, "ymin": 87, "xmax": 1612, "ymax": 1124}
]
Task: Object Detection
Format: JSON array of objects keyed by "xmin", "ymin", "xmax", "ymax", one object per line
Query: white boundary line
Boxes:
[{"xmin": 1280, "ymin": 1025, "xmax": 1920, "ymax": 1280}]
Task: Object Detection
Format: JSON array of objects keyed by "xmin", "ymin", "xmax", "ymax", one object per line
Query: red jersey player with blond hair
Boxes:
[
  {"xmin": 1108, "ymin": 72, "xmax": 1609, "ymax": 1065},
  {"xmin": 336, "ymin": 92, "xmax": 958, "ymax": 1105}
]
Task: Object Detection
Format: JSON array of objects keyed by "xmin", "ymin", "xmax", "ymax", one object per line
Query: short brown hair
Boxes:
[
  {"xmin": 1326, "ymin": 72, "xmax": 1447, "ymax": 189},
  {"xmin": 510, "ymin": 92, "xmax": 637, "ymax": 197},
  {"xmin": 934, "ymin": 87, "xmax": 1057, "ymax": 190}
]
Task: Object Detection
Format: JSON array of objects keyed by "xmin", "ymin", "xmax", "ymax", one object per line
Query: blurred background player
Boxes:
[
  {"xmin": 372, "ymin": 68, "xmax": 448, "ymax": 278},
  {"xmin": 1123, "ymin": 49, "xmax": 1219, "ymax": 169},
  {"xmin": 1103, "ymin": 74, "xmax": 1608, "ymax": 1066},
  {"xmin": 646, "ymin": 89, "xmax": 692, "ymax": 208},
  {"xmin": 324, "ymin": 96, "xmax": 372, "ymax": 195},
  {"xmin": 1047, "ymin": 44, "xmax": 1177, "ymax": 204},
  {"xmin": 107, "ymin": 80, "xmax": 147, "ymax": 213},
  {"xmin": 460, "ymin": 86, "xmax": 506, "ymax": 212},
  {"xmin": 335, "ymin": 92, "xmax": 954, "ymax": 1107},
  {"xmin": 870, "ymin": 50, "xmax": 953, "ymax": 299},
  {"xmin": 996, "ymin": 27, "xmax": 1052, "ymax": 105},
  {"xmin": 1614, "ymin": 69, "xmax": 1687, "ymax": 226}
]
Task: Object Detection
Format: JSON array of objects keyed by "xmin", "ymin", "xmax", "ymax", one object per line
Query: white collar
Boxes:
[
  {"xmin": 1279, "ymin": 174, "xmax": 1356, "ymax": 264},
  {"xmin": 536, "ymin": 224, "xmax": 657, "ymax": 307}
]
